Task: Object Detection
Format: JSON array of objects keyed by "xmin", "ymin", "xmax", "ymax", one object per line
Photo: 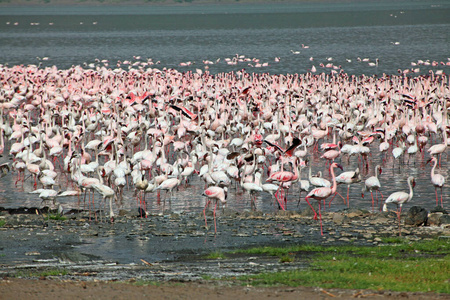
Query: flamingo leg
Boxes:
[
  {"xmin": 370, "ymin": 191, "xmax": 375, "ymax": 212},
  {"xmin": 397, "ymin": 205, "xmax": 403, "ymax": 236},
  {"xmin": 305, "ymin": 197, "xmax": 318, "ymax": 220},
  {"xmin": 377, "ymin": 190, "xmax": 384, "ymax": 211},
  {"xmin": 142, "ymin": 192, "xmax": 147, "ymax": 218},
  {"xmin": 203, "ymin": 199, "xmax": 211, "ymax": 229},
  {"xmin": 275, "ymin": 185, "xmax": 285, "ymax": 210},
  {"xmin": 297, "ymin": 190, "xmax": 302, "ymax": 207},
  {"xmin": 346, "ymin": 185, "xmax": 350, "ymax": 208},
  {"xmin": 318, "ymin": 202, "xmax": 323, "ymax": 236},
  {"xmin": 435, "ymin": 188, "xmax": 439, "ymax": 206},
  {"xmin": 213, "ymin": 201, "xmax": 218, "ymax": 234},
  {"xmin": 328, "ymin": 191, "xmax": 345, "ymax": 207},
  {"xmin": 328, "ymin": 193, "xmax": 337, "ymax": 208}
]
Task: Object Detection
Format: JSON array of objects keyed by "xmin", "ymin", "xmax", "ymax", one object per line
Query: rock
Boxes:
[
  {"xmin": 427, "ymin": 213, "xmax": 443, "ymax": 226},
  {"xmin": 118, "ymin": 209, "xmax": 131, "ymax": 217},
  {"xmin": 404, "ymin": 206, "xmax": 427, "ymax": 226},
  {"xmin": 430, "ymin": 206, "xmax": 448, "ymax": 214},
  {"xmin": 439, "ymin": 214, "xmax": 450, "ymax": 226},
  {"xmin": 277, "ymin": 210, "xmax": 296, "ymax": 217},
  {"xmin": 346, "ymin": 209, "xmax": 366, "ymax": 219},
  {"xmin": 332, "ymin": 213, "xmax": 349, "ymax": 225},
  {"xmin": 300, "ymin": 202, "xmax": 318, "ymax": 217}
]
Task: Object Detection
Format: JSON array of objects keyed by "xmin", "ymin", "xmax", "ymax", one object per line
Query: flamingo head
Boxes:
[
  {"xmin": 412, "ymin": 178, "xmax": 416, "ymax": 188},
  {"xmin": 426, "ymin": 157, "xmax": 435, "ymax": 165},
  {"xmin": 378, "ymin": 167, "xmax": 383, "ymax": 175},
  {"xmin": 224, "ymin": 187, "xmax": 228, "ymax": 201},
  {"xmin": 332, "ymin": 163, "xmax": 344, "ymax": 171}
]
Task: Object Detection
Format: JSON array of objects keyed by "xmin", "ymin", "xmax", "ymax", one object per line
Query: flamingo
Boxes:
[
  {"xmin": 362, "ymin": 165, "xmax": 383, "ymax": 211},
  {"xmin": 392, "ymin": 141, "xmax": 405, "ymax": 167},
  {"xmin": 0, "ymin": 163, "xmax": 10, "ymax": 178},
  {"xmin": 334, "ymin": 167, "xmax": 362, "ymax": 208},
  {"xmin": 240, "ymin": 169, "xmax": 263, "ymax": 210},
  {"xmin": 309, "ymin": 167, "xmax": 331, "ymax": 188},
  {"xmin": 203, "ymin": 186, "xmax": 227, "ymax": 234},
  {"xmin": 427, "ymin": 157, "xmax": 445, "ymax": 207},
  {"xmin": 383, "ymin": 176, "xmax": 415, "ymax": 236},
  {"xmin": 91, "ymin": 182, "xmax": 115, "ymax": 223},
  {"xmin": 320, "ymin": 141, "xmax": 341, "ymax": 165},
  {"xmin": 156, "ymin": 175, "xmax": 181, "ymax": 210},
  {"xmin": 266, "ymin": 158, "xmax": 300, "ymax": 210},
  {"xmin": 304, "ymin": 162, "xmax": 343, "ymax": 235},
  {"xmin": 427, "ymin": 128, "xmax": 448, "ymax": 165},
  {"xmin": 254, "ymin": 170, "xmax": 279, "ymax": 208}
]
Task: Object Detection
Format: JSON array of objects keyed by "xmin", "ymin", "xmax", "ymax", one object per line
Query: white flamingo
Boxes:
[
  {"xmin": 362, "ymin": 165, "xmax": 383, "ymax": 211},
  {"xmin": 427, "ymin": 157, "xmax": 445, "ymax": 207},
  {"xmin": 383, "ymin": 176, "xmax": 415, "ymax": 236},
  {"xmin": 305, "ymin": 162, "xmax": 343, "ymax": 235}
]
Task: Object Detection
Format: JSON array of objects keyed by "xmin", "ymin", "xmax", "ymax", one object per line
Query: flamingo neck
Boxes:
[
  {"xmin": 330, "ymin": 165, "xmax": 338, "ymax": 194},
  {"xmin": 431, "ymin": 159, "xmax": 437, "ymax": 177},
  {"xmin": 408, "ymin": 179, "xmax": 414, "ymax": 200}
]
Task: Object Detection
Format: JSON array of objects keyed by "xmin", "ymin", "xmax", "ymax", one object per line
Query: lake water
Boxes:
[
  {"xmin": 0, "ymin": 1, "xmax": 449, "ymax": 214},
  {"xmin": 1, "ymin": 1, "xmax": 449, "ymax": 76}
]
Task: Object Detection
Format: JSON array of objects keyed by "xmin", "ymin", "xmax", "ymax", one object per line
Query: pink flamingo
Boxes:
[
  {"xmin": 362, "ymin": 165, "xmax": 383, "ymax": 212},
  {"xmin": 383, "ymin": 176, "xmax": 415, "ymax": 236},
  {"xmin": 266, "ymin": 158, "xmax": 300, "ymax": 210},
  {"xmin": 427, "ymin": 127, "xmax": 448, "ymax": 166},
  {"xmin": 427, "ymin": 157, "xmax": 445, "ymax": 207},
  {"xmin": 333, "ymin": 167, "xmax": 361, "ymax": 208},
  {"xmin": 304, "ymin": 162, "xmax": 343, "ymax": 235},
  {"xmin": 320, "ymin": 141, "xmax": 341, "ymax": 165},
  {"xmin": 203, "ymin": 186, "xmax": 227, "ymax": 234},
  {"xmin": 156, "ymin": 175, "xmax": 181, "ymax": 210}
]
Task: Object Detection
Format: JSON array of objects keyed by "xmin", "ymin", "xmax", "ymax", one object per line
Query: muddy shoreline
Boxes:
[
  {"xmin": 1, "ymin": 206, "xmax": 449, "ymax": 276},
  {"xmin": 1, "ymin": 206, "xmax": 449, "ymax": 299}
]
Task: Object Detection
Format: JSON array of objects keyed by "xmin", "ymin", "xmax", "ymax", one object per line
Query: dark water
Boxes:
[
  {"xmin": 0, "ymin": 1, "xmax": 449, "ymax": 214},
  {"xmin": 0, "ymin": 1, "xmax": 449, "ymax": 76}
]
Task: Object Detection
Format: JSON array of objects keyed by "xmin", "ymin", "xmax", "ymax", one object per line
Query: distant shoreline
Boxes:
[{"xmin": 0, "ymin": 0, "xmax": 391, "ymax": 8}]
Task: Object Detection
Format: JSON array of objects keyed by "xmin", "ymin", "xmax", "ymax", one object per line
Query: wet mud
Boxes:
[{"xmin": 1, "ymin": 205, "xmax": 449, "ymax": 284}]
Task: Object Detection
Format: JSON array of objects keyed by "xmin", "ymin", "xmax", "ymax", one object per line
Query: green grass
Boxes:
[
  {"xmin": 205, "ymin": 251, "xmax": 226, "ymax": 260},
  {"xmin": 233, "ymin": 239, "xmax": 449, "ymax": 258},
  {"xmin": 129, "ymin": 280, "xmax": 161, "ymax": 287},
  {"xmin": 240, "ymin": 256, "xmax": 449, "ymax": 293},
  {"xmin": 0, "ymin": 219, "xmax": 5, "ymax": 227},
  {"xmin": 279, "ymin": 255, "xmax": 295, "ymax": 263},
  {"xmin": 47, "ymin": 213, "xmax": 67, "ymax": 221},
  {"xmin": 232, "ymin": 239, "xmax": 450, "ymax": 294}
]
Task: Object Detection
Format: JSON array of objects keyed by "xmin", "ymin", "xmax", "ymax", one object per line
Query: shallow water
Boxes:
[
  {"xmin": 0, "ymin": 140, "xmax": 446, "ymax": 215},
  {"xmin": 0, "ymin": 1, "xmax": 449, "ymax": 214}
]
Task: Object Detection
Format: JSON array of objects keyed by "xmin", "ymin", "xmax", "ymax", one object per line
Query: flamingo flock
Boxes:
[{"xmin": 0, "ymin": 62, "xmax": 448, "ymax": 235}]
